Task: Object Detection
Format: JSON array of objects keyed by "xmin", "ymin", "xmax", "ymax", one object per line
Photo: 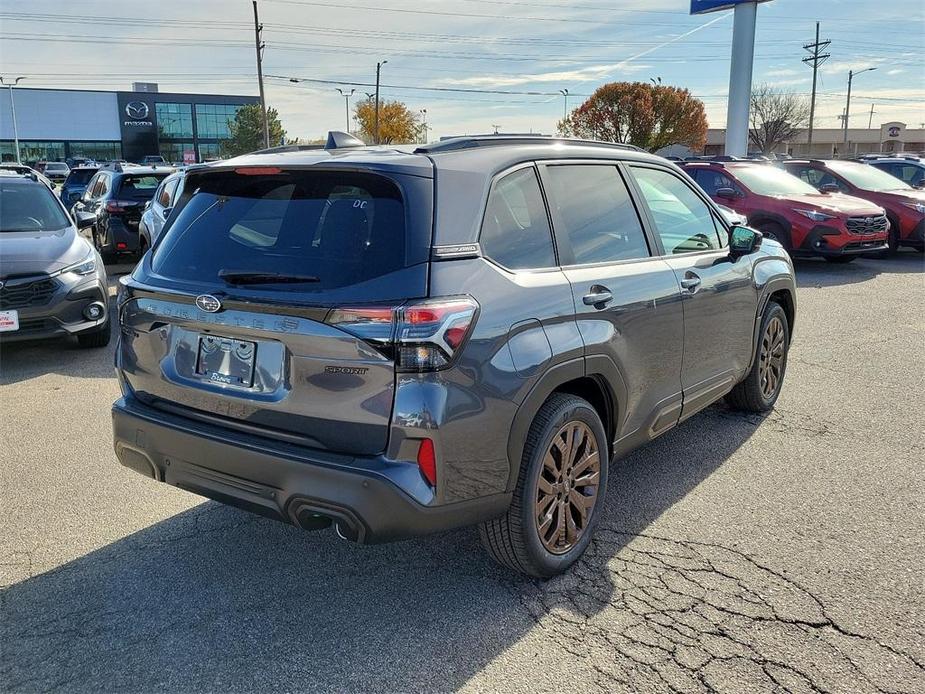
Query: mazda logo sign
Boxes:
[
  {"xmin": 195, "ymin": 294, "xmax": 222, "ymax": 313},
  {"xmin": 125, "ymin": 101, "xmax": 150, "ymax": 120}
]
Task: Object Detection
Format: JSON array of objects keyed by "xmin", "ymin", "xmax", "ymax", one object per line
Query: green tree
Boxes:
[
  {"xmin": 558, "ymin": 82, "xmax": 707, "ymax": 153},
  {"xmin": 220, "ymin": 104, "xmax": 287, "ymax": 157}
]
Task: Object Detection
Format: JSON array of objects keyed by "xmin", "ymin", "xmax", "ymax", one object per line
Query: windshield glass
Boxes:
[
  {"xmin": 828, "ymin": 161, "xmax": 912, "ymax": 191},
  {"xmin": 152, "ymin": 169, "xmax": 407, "ymax": 292},
  {"xmin": 730, "ymin": 166, "xmax": 820, "ymax": 196},
  {"xmin": 45, "ymin": 163, "xmax": 68, "ymax": 172},
  {"xmin": 0, "ymin": 182, "xmax": 70, "ymax": 232}
]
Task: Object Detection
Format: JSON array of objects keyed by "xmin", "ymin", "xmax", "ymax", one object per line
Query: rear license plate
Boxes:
[
  {"xmin": 0, "ymin": 310, "xmax": 19, "ymax": 332},
  {"xmin": 195, "ymin": 335, "xmax": 256, "ymax": 387}
]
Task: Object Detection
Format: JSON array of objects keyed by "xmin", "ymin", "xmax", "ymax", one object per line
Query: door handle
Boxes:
[
  {"xmin": 680, "ymin": 274, "xmax": 702, "ymax": 293},
  {"xmin": 583, "ymin": 286, "xmax": 613, "ymax": 308}
]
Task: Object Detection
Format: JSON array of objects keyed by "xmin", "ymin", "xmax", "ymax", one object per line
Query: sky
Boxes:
[{"xmin": 0, "ymin": 0, "xmax": 923, "ymax": 141}]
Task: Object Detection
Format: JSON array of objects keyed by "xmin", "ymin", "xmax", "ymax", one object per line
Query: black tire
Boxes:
[
  {"xmin": 885, "ymin": 216, "xmax": 901, "ymax": 255},
  {"xmin": 480, "ymin": 393, "xmax": 609, "ymax": 578},
  {"xmin": 755, "ymin": 221, "xmax": 790, "ymax": 252},
  {"xmin": 92, "ymin": 228, "xmax": 116, "ymax": 264},
  {"xmin": 77, "ymin": 316, "xmax": 111, "ymax": 348},
  {"xmin": 726, "ymin": 301, "xmax": 790, "ymax": 412},
  {"xmin": 825, "ymin": 255, "xmax": 856, "ymax": 264}
]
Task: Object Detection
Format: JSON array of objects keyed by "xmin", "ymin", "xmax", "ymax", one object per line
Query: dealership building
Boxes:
[
  {"xmin": 0, "ymin": 85, "xmax": 259, "ymax": 165},
  {"xmin": 700, "ymin": 122, "xmax": 925, "ymax": 159}
]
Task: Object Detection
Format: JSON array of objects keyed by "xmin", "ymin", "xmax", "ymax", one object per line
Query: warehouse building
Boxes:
[{"xmin": 0, "ymin": 85, "xmax": 259, "ymax": 165}]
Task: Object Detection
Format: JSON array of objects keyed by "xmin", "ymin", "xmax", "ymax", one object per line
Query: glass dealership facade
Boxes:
[{"xmin": 0, "ymin": 88, "xmax": 258, "ymax": 165}]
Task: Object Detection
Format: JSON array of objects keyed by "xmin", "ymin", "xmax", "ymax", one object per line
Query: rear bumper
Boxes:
[
  {"xmin": 111, "ymin": 396, "xmax": 511, "ymax": 543},
  {"xmin": 108, "ymin": 219, "xmax": 142, "ymax": 253}
]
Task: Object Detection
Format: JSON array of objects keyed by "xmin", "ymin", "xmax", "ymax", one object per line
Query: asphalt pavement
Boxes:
[{"xmin": 1, "ymin": 254, "xmax": 923, "ymax": 693}]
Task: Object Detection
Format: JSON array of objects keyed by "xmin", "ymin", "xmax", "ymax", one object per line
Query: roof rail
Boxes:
[
  {"xmin": 252, "ymin": 143, "xmax": 325, "ymax": 154},
  {"xmin": 414, "ymin": 135, "xmax": 643, "ymax": 154}
]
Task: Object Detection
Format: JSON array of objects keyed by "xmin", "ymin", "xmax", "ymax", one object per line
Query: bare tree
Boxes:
[{"xmin": 749, "ymin": 84, "xmax": 811, "ymax": 155}]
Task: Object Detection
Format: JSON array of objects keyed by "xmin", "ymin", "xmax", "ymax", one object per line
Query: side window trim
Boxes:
[
  {"xmin": 536, "ymin": 159, "xmax": 656, "ymax": 269},
  {"xmin": 625, "ymin": 162, "xmax": 730, "ymax": 258},
  {"xmin": 476, "ymin": 161, "xmax": 561, "ymax": 273}
]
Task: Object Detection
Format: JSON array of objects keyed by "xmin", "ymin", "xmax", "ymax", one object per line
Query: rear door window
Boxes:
[
  {"xmin": 544, "ymin": 164, "xmax": 650, "ymax": 265},
  {"xmin": 152, "ymin": 169, "xmax": 408, "ymax": 291},
  {"xmin": 480, "ymin": 167, "xmax": 556, "ymax": 270}
]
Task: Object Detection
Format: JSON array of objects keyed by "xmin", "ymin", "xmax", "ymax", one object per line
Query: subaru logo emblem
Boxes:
[
  {"xmin": 195, "ymin": 294, "xmax": 222, "ymax": 313},
  {"xmin": 865, "ymin": 217, "xmax": 874, "ymax": 225},
  {"xmin": 125, "ymin": 101, "xmax": 149, "ymax": 119},
  {"xmin": 0, "ymin": 281, "xmax": 5, "ymax": 289}
]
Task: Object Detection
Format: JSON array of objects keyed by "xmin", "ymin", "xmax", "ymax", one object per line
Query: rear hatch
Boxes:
[{"xmin": 118, "ymin": 164, "xmax": 433, "ymax": 455}]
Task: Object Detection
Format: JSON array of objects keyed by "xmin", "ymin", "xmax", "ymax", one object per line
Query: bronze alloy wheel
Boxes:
[
  {"xmin": 534, "ymin": 421, "xmax": 601, "ymax": 555},
  {"xmin": 759, "ymin": 315, "xmax": 786, "ymax": 400}
]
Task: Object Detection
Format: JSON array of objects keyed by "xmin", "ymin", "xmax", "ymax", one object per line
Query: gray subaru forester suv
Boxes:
[{"xmin": 112, "ymin": 134, "xmax": 796, "ymax": 577}]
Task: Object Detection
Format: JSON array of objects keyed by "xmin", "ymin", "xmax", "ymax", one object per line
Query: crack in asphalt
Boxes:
[{"xmin": 511, "ymin": 530, "xmax": 925, "ymax": 694}]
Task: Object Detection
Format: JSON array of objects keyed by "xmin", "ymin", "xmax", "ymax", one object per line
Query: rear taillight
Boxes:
[
  {"xmin": 325, "ymin": 297, "xmax": 478, "ymax": 372},
  {"xmin": 105, "ymin": 200, "xmax": 134, "ymax": 214}
]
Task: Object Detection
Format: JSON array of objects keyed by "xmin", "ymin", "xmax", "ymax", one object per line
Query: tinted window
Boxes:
[
  {"xmin": 152, "ymin": 170, "xmax": 407, "ymax": 291},
  {"xmin": 66, "ymin": 169, "xmax": 98, "ymax": 185},
  {"xmin": 0, "ymin": 182, "xmax": 70, "ymax": 232},
  {"xmin": 692, "ymin": 168, "xmax": 741, "ymax": 197},
  {"xmin": 480, "ymin": 167, "xmax": 556, "ymax": 270},
  {"xmin": 545, "ymin": 165, "xmax": 649, "ymax": 265},
  {"xmin": 632, "ymin": 167, "xmax": 722, "ymax": 254},
  {"xmin": 118, "ymin": 174, "xmax": 167, "ymax": 200}
]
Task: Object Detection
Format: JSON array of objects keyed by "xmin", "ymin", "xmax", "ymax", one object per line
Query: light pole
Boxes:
[
  {"xmin": 1, "ymin": 76, "xmax": 26, "ymax": 162},
  {"xmin": 559, "ymin": 88, "xmax": 569, "ymax": 120},
  {"xmin": 419, "ymin": 108, "xmax": 428, "ymax": 144},
  {"xmin": 336, "ymin": 88, "xmax": 355, "ymax": 133},
  {"xmin": 374, "ymin": 60, "xmax": 387, "ymax": 145},
  {"xmin": 843, "ymin": 67, "xmax": 877, "ymax": 151}
]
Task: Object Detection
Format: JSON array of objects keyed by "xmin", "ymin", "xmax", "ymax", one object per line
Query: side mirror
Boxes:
[
  {"xmin": 75, "ymin": 211, "xmax": 95, "ymax": 230},
  {"xmin": 729, "ymin": 226, "xmax": 762, "ymax": 258},
  {"xmin": 819, "ymin": 183, "xmax": 841, "ymax": 194},
  {"xmin": 715, "ymin": 187, "xmax": 739, "ymax": 200}
]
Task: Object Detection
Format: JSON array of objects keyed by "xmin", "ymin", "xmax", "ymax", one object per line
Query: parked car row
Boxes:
[{"xmin": 679, "ymin": 156, "xmax": 925, "ymax": 260}]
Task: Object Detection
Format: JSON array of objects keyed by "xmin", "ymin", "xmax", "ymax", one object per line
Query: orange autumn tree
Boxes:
[
  {"xmin": 559, "ymin": 82, "xmax": 707, "ymax": 153},
  {"xmin": 354, "ymin": 99, "xmax": 419, "ymax": 144}
]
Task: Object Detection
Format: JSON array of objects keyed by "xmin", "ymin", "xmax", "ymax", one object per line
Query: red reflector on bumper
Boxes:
[{"xmin": 417, "ymin": 439, "xmax": 437, "ymax": 487}]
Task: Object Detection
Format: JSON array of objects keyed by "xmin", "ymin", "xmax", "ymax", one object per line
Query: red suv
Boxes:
[
  {"xmin": 683, "ymin": 162, "xmax": 888, "ymax": 263},
  {"xmin": 779, "ymin": 160, "xmax": 925, "ymax": 253}
]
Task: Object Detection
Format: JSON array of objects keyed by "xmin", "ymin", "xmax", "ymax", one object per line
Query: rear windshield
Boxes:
[
  {"xmin": 0, "ymin": 181, "xmax": 70, "ymax": 232},
  {"xmin": 151, "ymin": 169, "xmax": 406, "ymax": 291},
  {"xmin": 66, "ymin": 169, "xmax": 98, "ymax": 185},
  {"xmin": 117, "ymin": 174, "xmax": 168, "ymax": 200},
  {"xmin": 45, "ymin": 163, "xmax": 69, "ymax": 171}
]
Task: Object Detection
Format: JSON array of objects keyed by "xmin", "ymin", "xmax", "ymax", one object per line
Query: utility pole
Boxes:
[
  {"xmin": 0, "ymin": 76, "xmax": 25, "ymax": 162},
  {"xmin": 802, "ymin": 22, "xmax": 830, "ymax": 151},
  {"xmin": 252, "ymin": 1, "xmax": 269, "ymax": 148},
  {"xmin": 419, "ymin": 109, "xmax": 428, "ymax": 144},
  {"xmin": 336, "ymin": 88, "xmax": 355, "ymax": 133},
  {"xmin": 374, "ymin": 60, "xmax": 387, "ymax": 145},
  {"xmin": 559, "ymin": 88, "xmax": 569, "ymax": 120},
  {"xmin": 844, "ymin": 67, "xmax": 877, "ymax": 151},
  {"xmin": 868, "ymin": 103, "xmax": 877, "ymax": 129},
  {"xmin": 492, "ymin": 124, "xmax": 501, "ymax": 135}
]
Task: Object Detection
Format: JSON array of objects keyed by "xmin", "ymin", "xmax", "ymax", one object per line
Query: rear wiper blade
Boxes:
[{"xmin": 218, "ymin": 270, "xmax": 321, "ymax": 285}]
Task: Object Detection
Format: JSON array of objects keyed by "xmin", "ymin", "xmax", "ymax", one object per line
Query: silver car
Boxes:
[{"xmin": 0, "ymin": 171, "xmax": 110, "ymax": 347}]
